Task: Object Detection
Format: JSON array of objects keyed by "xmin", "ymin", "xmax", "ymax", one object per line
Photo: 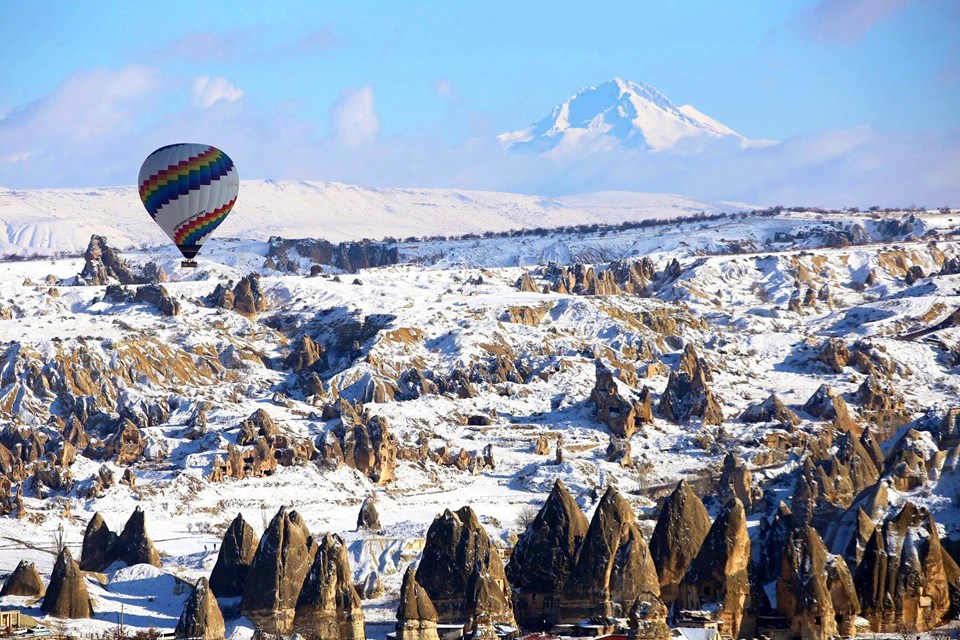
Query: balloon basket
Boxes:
[{"xmin": 181, "ymin": 260, "xmax": 198, "ymax": 268}]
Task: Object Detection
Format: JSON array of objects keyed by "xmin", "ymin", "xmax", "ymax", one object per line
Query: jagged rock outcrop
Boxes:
[
  {"xmin": 286, "ymin": 335, "xmax": 327, "ymax": 373},
  {"xmin": 506, "ymin": 479, "xmax": 590, "ymax": 628},
  {"xmin": 777, "ymin": 525, "xmax": 859, "ymax": 640},
  {"xmin": 242, "ymin": 507, "xmax": 317, "ymax": 634},
  {"xmin": 658, "ymin": 346, "xmax": 723, "ymax": 425},
  {"xmin": 857, "ymin": 374, "xmax": 910, "ymax": 430},
  {"xmin": 266, "ymin": 236, "xmax": 399, "ymax": 273},
  {"xmin": 396, "ymin": 566, "xmax": 440, "ymax": 640},
  {"xmin": 590, "ymin": 360, "xmax": 653, "ymax": 438},
  {"xmin": 561, "ymin": 487, "xmax": 660, "ymax": 621},
  {"xmin": 1, "ymin": 559, "xmax": 45, "ymax": 597},
  {"xmin": 80, "ymin": 511, "xmax": 119, "ymax": 572},
  {"xmin": 323, "ymin": 411, "xmax": 398, "ymax": 485},
  {"xmin": 175, "ymin": 577, "xmax": 226, "ymax": 640},
  {"xmin": 416, "ymin": 506, "xmax": 515, "ymax": 626},
  {"xmin": 648, "ymin": 480, "xmax": 711, "ymax": 604},
  {"xmin": 854, "ymin": 502, "xmax": 957, "ymax": 632},
  {"xmin": 357, "ymin": 497, "xmax": 381, "ymax": 531},
  {"xmin": 740, "ymin": 393, "xmax": 800, "ymax": 427},
  {"xmin": 210, "ymin": 513, "xmax": 258, "ymax": 598},
  {"xmin": 134, "ymin": 284, "xmax": 180, "ymax": 316},
  {"xmin": 628, "ymin": 593, "xmax": 670, "ymax": 640},
  {"xmin": 116, "ymin": 506, "xmax": 161, "ymax": 567},
  {"xmin": 293, "ymin": 533, "xmax": 365, "ymax": 640},
  {"xmin": 678, "ymin": 499, "xmax": 752, "ymax": 638},
  {"xmin": 78, "ymin": 235, "xmax": 139, "ymax": 285},
  {"xmin": 516, "ymin": 272, "xmax": 539, "ymax": 293},
  {"xmin": 41, "ymin": 547, "xmax": 93, "ymax": 619},
  {"xmin": 802, "ymin": 384, "xmax": 856, "ymax": 430},
  {"xmin": 236, "ymin": 408, "xmax": 281, "ymax": 446},
  {"xmin": 205, "ymin": 274, "xmax": 268, "ymax": 317},
  {"xmin": 718, "ymin": 453, "xmax": 753, "ymax": 511}
]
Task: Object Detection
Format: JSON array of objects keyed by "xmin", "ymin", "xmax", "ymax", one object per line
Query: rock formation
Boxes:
[
  {"xmin": 506, "ymin": 479, "xmax": 590, "ymax": 629},
  {"xmin": 658, "ymin": 345, "xmax": 722, "ymax": 425},
  {"xmin": 416, "ymin": 506, "xmax": 515, "ymax": 626},
  {"xmin": 323, "ymin": 411, "xmax": 398, "ymax": 485},
  {"xmin": 78, "ymin": 235, "xmax": 139, "ymax": 285},
  {"xmin": 396, "ymin": 565, "xmax": 440, "ymax": 640},
  {"xmin": 116, "ymin": 506, "xmax": 162, "ymax": 567},
  {"xmin": 41, "ymin": 547, "xmax": 93, "ymax": 619},
  {"xmin": 561, "ymin": 486, "xmax": 660, "ymax": 621},
  {"xmin": 293, "ymin": 533, "xmax": 365, "ymax": 640},
  {"xmin": 210, "ymin": 513, "xmax": 258, "ymax": 598},
  {"xmin": 134, "ymin": 284, "xmax": 180, "ymax": 316},
  {"xmin": 242, "ymin": 507, "xmax": 316, "ymax": 634},
  {"xmin": 628, "ymin": 594, "xmax": 671, "ymax": 640},
  {"xmin": 80, "ymin": 511, "xmax": 119, "ymax": 572},
  {"xmin": 232, "ymin": 273, "xmax": 268, "ymax": 317},
  {"xmin": 648, "ymin": 480, "xmax": 711, "ymax": 604},
  {"xmin": 854, "ymin": 502, "xmax": 957, "ymax": 632},
  {"xmin": 357, "ymin": 497, "xmax": 381, "ymax": 531},
  {"xmin": 718, "ymin": 453, "xmax": 753, "ymax": 511},
  {"xmin": 175, "ymin": 577, "xmax": 226, "ymax": 640},
  {"xmin": 678, "ymin": 499, "xmax": 752, "ymax": 638},
  {"xmin": 740, "ymin": 393, "xmax": 800, "ymax": 427},
  {"xmin": 590, "ymin": 360, "xmax": 653, "ymax": 438},
  {"xmin": 0, "ymin": 559, "xmax": 45, "ymax": 597}
]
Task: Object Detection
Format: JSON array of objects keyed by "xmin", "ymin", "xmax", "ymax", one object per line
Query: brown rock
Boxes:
[
  {"xmin": 561, "ymin": 487, "xmax": 660, "ymax": 621},
  {"xmin": 590, "ymin": 360, "xmax": 653, "ymax": 438},
  {"xmin": 236, "ymin": 408, "xmax": 281, "ymax": 446},
  {"xmin": 293, "ymin": 533, "xmax": 365, "ymax": 640},
  {"xmin": 78, "ymin": 235, "xmax": 139, "ymax": 285},
  {"xmin": 628, "ymin": 593, "xmax": 670, "ymax": 640},
  {"xmin": 506, "ymin": 479, "xmax": 589, "ymax": 629},
  {"xmin": 1, "ymin": 559, "xmax": 45, "ymax": 597},
  {"xmin": 41, "ymin": 547, "xmax": 93, "ymax": 619},
  {"xmin": 416, "ymin": 506, "xmax": 515, "ymax": 626},
  {"xmin": 678, "ymin": 499, "xmax": 752, "ymax": 638},
  {"xmin": 285, "ymin": 335, "xmax": 327, "ymax": 373},
  {"xmin": 718, "ymin": 453, "xmax": 753, "ymax": 511},
  {"xmin": 232, "ymin": 273, "xmax": 268, "ymax": 317},
  {"xmin": 175, "ymin": 577, "xmax": 226, "ymax": 640},
  {"xmin": 357, "ymin": 497, "xmax": 381, "ymax": 532},
  {"xmin": 210, "ymin": 513, "xmax": 257, "ymax": 598},
  {"xmin": 117, "ymin": 506, "xmax": 161, "ymax": 567},
  {"xmin": 649, "ymin": 480, "xmax": 711, "ymax": 604},
  {"xmin": 396, "ymin": 566, "xmax": 441, "ymax": 640},
  {"xmin": 80, "ymin": 512, "xmax": 118, "ymax": 572},
  {"xmin": 242, "ymin": 507, "xmax": 317, "ymax": 634},
  {"xmin": 740, "ymin": 393, "xmax": 800, "ymax": 427}
]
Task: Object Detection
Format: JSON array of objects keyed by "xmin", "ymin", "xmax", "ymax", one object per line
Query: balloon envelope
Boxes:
[{"xmin": 137, "ymin": 143, "xmax": 239, "ymax": 259}]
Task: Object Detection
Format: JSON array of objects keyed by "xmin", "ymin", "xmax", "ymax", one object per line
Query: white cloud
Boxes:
[
  {"xmin": 329, "ymin": 86, "xmax": 380, "ymax": 148},
  {"xmin": 797, "ymin": 0, "xmax": 912, "ymax": 44},
  {"xmin": 434, "ymin": 79, "xmax": 461, "ymax": 103},
  {"xmin": 192, "ymin": 76, "xmax": 245, "ymax": 109}
]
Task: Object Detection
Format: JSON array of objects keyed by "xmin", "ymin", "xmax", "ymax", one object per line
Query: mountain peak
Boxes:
[{"xmin": 498, "ymin": 78, "xmax": 743, "ymax": 154}]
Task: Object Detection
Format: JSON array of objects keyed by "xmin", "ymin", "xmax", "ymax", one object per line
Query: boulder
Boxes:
[
  {"xmin": 134, "ymin": 284, "xmax": 180, "ymax": 316},
  {"xmin": 416, "ymin": 506, "xmax": 515, "ymax": 626},
  {"xmin": 175, "ymin": 577, "xmax": 226, "ymax": 640},
  {"xmin": 293, "ymin": 533, "xmax": 365, "ymax": 640},
  {"xmin": 590, "ymin": 361, "xmax": 653, "ymax": 438},
  {"xmin": 0, "ymin": 559, "xmax": 45, "ymax": 597},
  {"xmin": 396, "ymin": 565, "xmax": 440, "ymax": 640},
  {"xmin": 41, "ymin": 547, "xmax": 93, "ymax": 619},
  {"xmin": 627, "ymin": 593, "xmax": 670, "ymax": 640},
  {"xmin": 678, "ymin": 499, "xmax": 752, "ymax": 638},
  {"xmin": 209, "ymin": 513, "xmax": 257, "ymax": 598},
  {"xmin": 648, "ymin": 480, "xmax": 711, "ymax": 604},
  {"xmin": 242, "ymin": 507, "xmax": 317, "ymax": 634},
  {"xmin": 561, "ymin": 487, "xmax": 660, "ymax": 621},
  {"xmin": 505, "ymin": 479, "xmax": 589, "ymax": 629}
]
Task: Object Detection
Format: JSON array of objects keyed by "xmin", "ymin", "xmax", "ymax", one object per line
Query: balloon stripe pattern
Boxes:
[{"xmin": 137, "ymin": 143, "xmax": 239, "ymax": 260}]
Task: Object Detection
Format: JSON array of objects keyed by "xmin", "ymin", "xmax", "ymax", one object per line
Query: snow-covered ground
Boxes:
[{"xmin": 0, "ymin": 199, "xmax": 957, "ymax": 637}]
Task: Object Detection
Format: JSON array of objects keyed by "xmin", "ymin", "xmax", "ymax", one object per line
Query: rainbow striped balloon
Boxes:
[{"xmin": 137, "ymin": 143, "xmax": 239, "ymax": 261}]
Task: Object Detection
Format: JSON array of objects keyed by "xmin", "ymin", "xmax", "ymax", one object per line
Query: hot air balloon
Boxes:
[{"xmin": 137, "ymin": 143, "xmax": 239, "ymax": 267}]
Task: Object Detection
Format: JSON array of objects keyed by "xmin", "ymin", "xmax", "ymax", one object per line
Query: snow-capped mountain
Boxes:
[{"xmin": 499, "ymin": 77, "xmax": 748, "ymax": 154}]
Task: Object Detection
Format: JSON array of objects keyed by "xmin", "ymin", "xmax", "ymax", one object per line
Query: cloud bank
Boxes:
[{"xmin": 0, "ymin": 64, "xmax": 957, "ymax": 208}]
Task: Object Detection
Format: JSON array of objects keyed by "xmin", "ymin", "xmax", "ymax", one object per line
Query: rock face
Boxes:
[
  {"xmin": 561, "ymin": 487, "xmax": 660, "ymax": 622},
  {"xmin": 41, "ymin": 547, "xmax": 93, "ymax": 619},
  {"xmin": 116, "ymin": 506, "xmax": 162, "ymax": 567},
  {"xmin": 1, "ymin": 559, "xmax": 45, "ymax": 597},
  {"xmin": 293, "ymin": 533, "xmax": 365, "ymax": 640},
  {"xmin": 210, "ymin": 513, "xmax": 258, "ymax": 598},
  {"xmin": 357, "ymin": 497, "xmax": 381, "ymax": 531},
  {"xmin": 506, "ymin": 479, "xmax": 590, "ymax": 629},
  {"xmin": 777, "ymin": 525, "xmax": 859, "ymax": 640},
  {"xmin": 590, "ymin": 361, "xmax": 653, "ymax": 438},
  {"xmin": 80, "ymin": 511, "xmax": 118, "ymax": 572},
  {"xmin": 134, "ymin": 284, "xmax": 180, "ymax": 316},
  {"xmin": 802, "ymin": 384, "xmax": 855, "ymax": 430},
  {"xmin": 416, "ymin": 506, "xmax": 515, "ymax": 627},
  {"xmin": 658, "ymin": 345, "xmax": 723, "ymax": 425},
  {"xmin": 266, "ymin": 236, "xmax": 400, "ymax": 273},
  {"xmin": 175, "ymin": 577, "xmax": 226, "ymax": 640},
  {"xmin": 854, "ymin": 502, "xmax": 957, "ymax": 632},
  {"xmin": 718, "ymin": 453, "xmax": 753, "ymax": 511},
  {"xmin": 232, "ymin": 274, "xmax": 268, "ymax": 317},
  {"xmin": 325, "ymin": 411, "xmax": 398, "ymax": 485},
  {"xmin": 396, "ymin": 566, "xmax": 440, "ymax": 640},
  {"xmin": 78, "ymin": 235, "xmax": 139, "ymax": 285},
  {"xmin": 648, "ymin": 480, "xmax": 711, "ymax": 604},
  {"xmin": 678, "ymin": 499, "xmax": 752, "ymax": 638},
  {"xmin": 242, "ymin": 507, "xmax": 317, "ymax": 634}
]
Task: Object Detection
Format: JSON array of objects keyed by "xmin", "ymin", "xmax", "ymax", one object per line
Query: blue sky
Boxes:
[{"xmin": 1, "ymin": 0, "xmax": 958, "ymax": 205}]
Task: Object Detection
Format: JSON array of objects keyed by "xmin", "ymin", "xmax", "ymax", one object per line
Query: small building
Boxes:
[{"xmin": 0, "ymin": 609, "xmax": 21, "ymax": 628}]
